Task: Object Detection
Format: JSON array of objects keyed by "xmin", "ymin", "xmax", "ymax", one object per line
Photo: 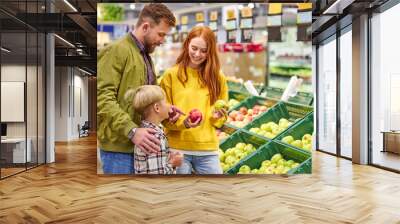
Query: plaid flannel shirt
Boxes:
[{"xmin": 134, "ymin": 120, "xmax": 174, "ymax": 174}]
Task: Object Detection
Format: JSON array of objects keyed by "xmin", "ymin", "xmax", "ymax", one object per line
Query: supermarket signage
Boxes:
[
  {"xmin": 226, "ymin": 9, "xmax": 236, "ymax": 20},
  {"xmin": 240, "ymin": 18, "xmax": 253, "ymax": 29},
  {"xmin": 209, "ymin": 11, "xmax": 218, "ymax": 31},
  {"xmin": 240, "ymin": 7, "xmax": 253, "ymax": 18},
  {"xmin": 267, "ymin": 15, "xmax": 282, "ymax": 27},
  {"xmin": 268, "ymin": 3, "xmax": 282, "ymax": 15},
  {"xmin": 196, "ymin": 12, "xmax": 204, "ymax": 22},
  {"xmin": 297, "ymin": 11, "xmax": 312, "ymax": 24},
  {"xmin": 210, "ymin": 11, "xmax": 218, "ymax": 21},
  {"xmin": 297, "ymin": 3, "xmax": 312, "ymax": 12},
  {"xmin": 225, "ymin": 19, "xmax": 237, "ymax": 30},
  {"xmin": 181, "ymin": 16, "xmax": 188, "ymax": 25},
  {"xmin": 209, "ymin": 21, "xmax": 218, "ymax": 31}
]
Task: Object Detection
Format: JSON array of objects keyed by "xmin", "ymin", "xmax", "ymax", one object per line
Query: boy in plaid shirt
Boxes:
[{"xmin": 127, "ymin": 85, "xmax": 182, "ymax": 174}]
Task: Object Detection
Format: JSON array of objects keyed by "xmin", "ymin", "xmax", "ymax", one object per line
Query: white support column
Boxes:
[
  {"xmin": 352, "ymin": 14, "xmax": 369, "ymax": 164},
  {"xmin": 46, "ymin": 33, "xmax": 55, "ymax": 163}
]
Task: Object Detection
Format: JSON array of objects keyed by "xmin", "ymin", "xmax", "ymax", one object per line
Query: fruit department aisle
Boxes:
[{"xmin": 0, "ymin": 135, "xmax": 400, "ymax": 223}]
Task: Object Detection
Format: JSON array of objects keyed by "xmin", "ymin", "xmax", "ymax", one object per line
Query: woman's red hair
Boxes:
[{"xmin": 176, "ymin": 26, "xmax": 221, "ymax": 105}]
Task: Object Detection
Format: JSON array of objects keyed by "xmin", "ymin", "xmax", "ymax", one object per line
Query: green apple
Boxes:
[
  {"xmin": 251, "ymin": 169, "xmax": 259, "ymax": 174},
  {"xmin": 225, "ymin": 155, "xmax": 236, "ymax": 166},
  {"xmin": 244, "ymin": 144, "xmax": 253, "ymax": 152},
  {"xmin": 214, "ymin": 99, "xmax": 228, "ymax": 110},
  {"xmin": 271, "ymin": 153, "xmax": 283, "ymax": 163},
  {"xmin": 264, "ymin": 132, "xmax": 275, "ymax": 139},
  {"xmin": 286, "ymin": 160, "xmax": 295, "ymax": 167},
  {"xmin": 249, "ymin": 128, "xmax": 259, "ymax": 133},
  {"xmin": 238, "ymin": 165, "xmax": 251, "ymax": 174},
  {"xmin": 261, "ymin": 160, "xmax": 271, "ymax": 167},
  {"xmin": 222, "ymin": 163, "xmax": 230, "ymax": 172},
  {"xmin": 257, "ymin": 130, "xmax": 265, "ymax": 136},
  {"xmin": 291, "ymin": 140, "xmax": 303, "ymax": 149},
  {"xmin": 235, "ymin": 142, "xmax": 246, "ymax": 151},
  {"xmin": 282, "ymin": 135, "xmax": 294, "ymax": 144},
  {"xmin": 235, "ymin": 152, "xmax": 245, "ymax": 160},
  {"xmin": 271, "ymin": 126, "xmax": 280, "ymax": 135},
  {"xmin": 225, "ymin": 148, "xmax": 235, "ymax": 156},
  {"xmin": 302, "ymin": 134, "xmax": 312, "ymax": 143},
  {"xmin": 275, "ymin": 165, "xmax": 285, "ymax": 174},
  {"xmin": 303, "ymin": 144, "xmax": 312, "ymax": 151},
  {"xmin": 291, "ymin": 163, "xmax": 300, "ymax": 169},
  {"xmin": 264, "ymin": 167, "xmax": 274, "ymax": 174},
  {"xmin": 233, "ymin": 148, "xmax": 242, "ymax": 156},
  {"xmin": 278, "ymin": 118, "xmax": 289, "ymax": 129},
  {"xmin": 269, "ymin": 122, "xmax": 279, "ymax": 131},
  {"xmin": 283, "ymin": 167, "xmax": 291, "ymax": 174},
  {"xmin": 277, "ymin": 159, "xmax": 285, "ymax": 166},
  {"xmin": 260, "ymin": 123, "xmax": 269, "ymax": 131},
  {"xmin": 258, "ymin": 166, "xmax": 267, "ymax": 174}
]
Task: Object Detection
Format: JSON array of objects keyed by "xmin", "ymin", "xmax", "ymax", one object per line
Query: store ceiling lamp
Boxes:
[
  {"xmin": 322, "ymin": 0, "xmax": 355, "ymax": 15},
  {"xmin": 1, "ymin": 47, "xmax": 11, "ymax": 53},
  {"xmin": 54, "ymin": 34, "xmax": 75, "ymax": 48},
  {"xmin": 63, "ymin": 0, "xmax": 78, "ymax": 12}
]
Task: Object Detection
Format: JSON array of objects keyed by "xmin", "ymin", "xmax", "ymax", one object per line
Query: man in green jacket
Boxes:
[{"xmin": 97, "ymin": 4, "xmax": 182, "ymax": 174}]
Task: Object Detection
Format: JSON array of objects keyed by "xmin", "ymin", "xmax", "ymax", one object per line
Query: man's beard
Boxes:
[{"xmin": 143, "ymin": 36, "xmax": 156, "ymax": 53}]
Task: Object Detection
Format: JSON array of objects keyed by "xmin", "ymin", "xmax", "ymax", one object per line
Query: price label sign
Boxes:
[
  {"xmin": 181, "ymin": 16, "xmax": 188, "ymax": 25},
  {"xmin": 241, "ymin": 7, "xmax": 253, "ymax": 18},
  {"xmin": 227, "ymin": 9, "xmax": 236, "ymax": 20},
  {"xmin": 210, "ymin": 11, "xmax": 218, "ymax": 21},
  {"xmin": 196, "ymin": 12, "xmax": 204, "ymax": 22}
]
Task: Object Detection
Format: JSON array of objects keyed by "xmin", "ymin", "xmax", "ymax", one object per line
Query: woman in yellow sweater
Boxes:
[{"xmin": 160, "ymin": 26, "xmax": 228, "ymax": 174}]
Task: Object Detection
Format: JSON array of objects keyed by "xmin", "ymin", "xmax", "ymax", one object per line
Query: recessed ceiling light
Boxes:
[
  {"xmin": 54, "ymin": 34, "xmax": 75, "ymax": 48},
  {"xmin": 63, "ymin": 0, "xmax": 78, "ymax": 12},
  {"xmin": 1, "ymin": 47, "xmax": 11, "ymax": 53}
]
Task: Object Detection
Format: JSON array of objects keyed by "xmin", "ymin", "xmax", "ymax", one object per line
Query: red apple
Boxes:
[
  {"xmin": 189, "ymin": 109, "xmax": 202, "ymax": 123},
  {"xmin": 259, "ymin": 106, "xmax": 268, "ymax": 112},
  {"xmin": 253, "ymin": 108, "xmax": 259, "ymax": 115},
  {"xmin": 239, "ymin": 107, "xmax": 248, "ymax": 115},
  {"xmin": 253, "ymin": 105, "xmax": 260, "ymax": 110},
  {"xmin": 229, "ymin": 110, "xmax": 239, "ymax": 120},
  {"xmin": 236, "ymin": 114, "xmax": 244, "ymax": 121}
]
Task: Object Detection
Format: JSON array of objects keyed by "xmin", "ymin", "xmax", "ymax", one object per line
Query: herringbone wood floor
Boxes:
[{"xmin": 1, "ymin": 135, "xmax": 400, "ymax": 224}]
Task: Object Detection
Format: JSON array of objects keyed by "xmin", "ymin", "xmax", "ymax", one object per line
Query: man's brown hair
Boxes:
[{"xmin": 136, "ymin": 3, "xmax": 176, "ymax": 27}]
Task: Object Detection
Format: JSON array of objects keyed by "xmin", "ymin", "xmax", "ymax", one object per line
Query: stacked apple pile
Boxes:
[
  {"xmin": 228, "ymin": 99, "xmax": 240, "ymax": 110},
  {"xmin": 282, "ymin": 133, "xmax": 312, "ymax": 151},
  {"xmin": 238, "ymin": 153, "xmax": 300, "ymax": 174},
  {"xmin": 227, "ymin": 105, "xmax": 268, "ymax": 128},
  {"xmin": 249, "ymin": 118, "xmax": 293, "ymax": 139},
  {"xmin": 218, "ymin": 142, "xmax": 257, "ymax": 172},
  {"xmin": 216, "ymin": 129, "xmax": 230, "ymax": 141}
]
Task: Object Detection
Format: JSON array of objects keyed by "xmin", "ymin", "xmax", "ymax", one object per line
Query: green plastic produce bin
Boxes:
[
  {"xmin": 219, "ymin": 130, "xmax": 269, "ymax": 173},
  {"xmin": 275, "ymin": 112, "xmax": 313, "ymax": 154},
  {"xmin": 242, "ymin": 101, "xmax": 313, "ymax": 140},
  {"xmin": 227, "ymin": 141, "xmax": 311, "ymax": 174}
]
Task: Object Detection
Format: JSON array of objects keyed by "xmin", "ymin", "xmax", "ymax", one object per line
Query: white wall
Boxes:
[{"xmin": 54, "ymin": 67, "xmax": 89, "ymax": 141}]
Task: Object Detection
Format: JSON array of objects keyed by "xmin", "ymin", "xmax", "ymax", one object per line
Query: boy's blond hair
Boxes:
[{"xmin": 125, "ymin": 85, "xmax": 166, "ymax": 114}]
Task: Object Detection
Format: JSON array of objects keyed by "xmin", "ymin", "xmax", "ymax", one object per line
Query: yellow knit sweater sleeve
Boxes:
[
  {"xmin": 160, "ymin": 68, "xmax": 187, "ymax": 131},
  {"xmin": 159, "ymin": 66, "xmax": 229, "ymax": 151}
]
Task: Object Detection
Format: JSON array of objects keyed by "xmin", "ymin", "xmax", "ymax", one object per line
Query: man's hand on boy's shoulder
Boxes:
[{"xmin": 131, "ymin": 128, "xmax": 161, "ymax": 154}]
